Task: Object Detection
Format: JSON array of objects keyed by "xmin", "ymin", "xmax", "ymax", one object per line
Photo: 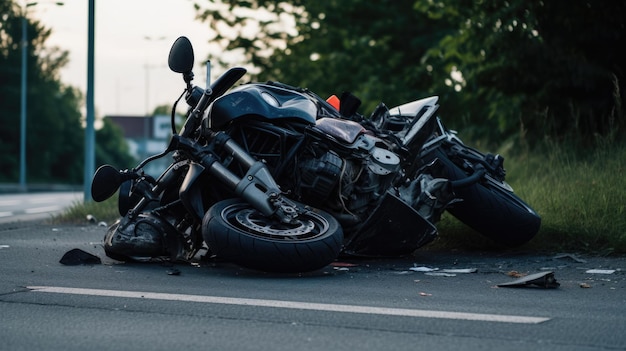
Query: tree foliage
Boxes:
[
  {"xmin": 96, "ymin": 118, "xmax": 136, "ymax": 170},
  {"xmin": 194, "ymin": 0, "xmax": 626, "ymax": 146},
  {"xmin": 0, "ymin": 0, "xmax": 133, "ymax": 184},
  {"xmin": 417, "ymin": 0, "xmax": 626, "ymax": 144}
]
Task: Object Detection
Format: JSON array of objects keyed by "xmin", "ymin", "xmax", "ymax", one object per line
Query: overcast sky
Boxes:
[{"xmin": 33, "ymin": 0, "xmax": 220, "ymax": 117}]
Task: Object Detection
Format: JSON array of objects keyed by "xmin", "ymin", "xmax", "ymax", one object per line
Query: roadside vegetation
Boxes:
[
  {"xmin": 433, "ymin": 139, "xmax": 626, "ymax": 255},
  {"xmin": 54, "ymin": 139, "xmax": 626, "ymax": 254},
  {"xmin": 7, "ymin": 0, "xmax": 626, "ymax": 255}
]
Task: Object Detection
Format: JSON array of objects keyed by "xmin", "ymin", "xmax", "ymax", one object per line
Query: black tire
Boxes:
[
  {"xmin": 203, "ymin": 199, "xmax": 343, "ymax": 273},
  {"xmin": 432, "ymin": 148, "xmax": 541, "ymax": 246}
]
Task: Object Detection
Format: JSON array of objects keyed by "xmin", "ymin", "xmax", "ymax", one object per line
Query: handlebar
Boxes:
[{"xmin": 178, "ymin": 67, "xmax": 247, "ymax": 138}]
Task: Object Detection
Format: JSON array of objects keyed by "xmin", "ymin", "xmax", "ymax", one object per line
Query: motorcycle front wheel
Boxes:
[
  {"xmin": 431, "ymin": 148, "xmax": 541, "ymax": 246},
  {"xmin": 203, "ymin": 198, "xmax": 343, "ymax": 273}
]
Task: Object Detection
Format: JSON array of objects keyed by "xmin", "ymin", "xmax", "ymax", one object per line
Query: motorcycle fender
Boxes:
[
  {"xmin": 343, "ymin": 191, "xmax": 437, "ymax": 257},
  {"xmin": 179, "ymin": 162, "xmax": 206, "ymax": 220}
]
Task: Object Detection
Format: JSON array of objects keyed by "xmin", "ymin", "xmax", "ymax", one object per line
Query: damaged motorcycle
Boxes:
[{"xmin": 91, "ymin": 36, "xmax": 541, "ymax": 273}]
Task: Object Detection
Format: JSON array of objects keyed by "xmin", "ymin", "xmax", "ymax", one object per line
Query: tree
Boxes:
[
  {"xmin": 195, "ymin": 0, "xmax": 626, "ymax": 145},
  {"xmin": 96, "ymin": 118, "xmax": 136, "ymax": 170},
  {"xmin": 0, "ymin": 0, "xmax": 84, "ymax": 183},
  {"xmin": 0, "ymin": 0, "xmax": 134, "ymax": 184},
  {"xmin": 417, "ymin": 0, "xmax": 626, "ymax": 144},
  {"xmin": 195, "ymin": 1, "xmax": 455, "ymax": 111}
]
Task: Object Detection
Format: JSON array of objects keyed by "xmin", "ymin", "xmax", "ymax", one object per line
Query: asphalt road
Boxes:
[
  {"xmin": 1, "ymin": 222, "xmax": 625, "ymax": 351},
  {"xmin": 0, "ymin": 192, "xmax": 83, "ymax": 223}
]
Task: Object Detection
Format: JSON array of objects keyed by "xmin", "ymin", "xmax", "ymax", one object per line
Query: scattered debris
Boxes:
[
  {"xmin": 86, "ymin": 214, "xmax": 97, "ymax": 224},
  {"xmin": 393, "ymin": 270, "xmax": 414, "ymax": 275},
  {"xmin": 553, "ymin": 253, "xmax": 587, "ymax": 263},
  {"xmin": 59, "ymin": 248, "xmax": 102, "ymax": 265},
  {"xmin": 539, "ymin": 266, "xmax": 559, "ymax": 271},
  {"xmin": 331, "ymin": 262, "xmax": 359, "ymax": 267},
  {"xmin": 409, "ymin": 266, "xmax": 438, "ymax": 272},
  {"xmin": 497, "ymin": 271, "xmax": 560, "ymax": 289},
  {"xmin": 166, "ymin": 268, "xmax": 181, "ymax": 276},
  {"xmin": 580, "ymin": 283, "xmax": 592, "ymax": 288},
  {"xmin": 442, "ymin": 268, "xmax": 477, "ymax": 274},
  {"xmin": 425, "ymin": 272, "xmax": 456, "ymax": 277},
  {"xmin": 408, "ymin": 266, "xmax": 476, "ymax": 276},
  {"xmin": 506, "ymin": 271, "xmax": 527, "ymax": 278},
  {"xmin": 585, "ymin": 269, "xmax": 616, "ymax": 274},
  {"xmin": 419, "ymin": 292, "xmax": 432, "ymax": 297}
]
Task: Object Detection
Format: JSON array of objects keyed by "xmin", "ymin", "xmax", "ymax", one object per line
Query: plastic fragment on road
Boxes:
[
  {"xmin": 59, "ymin": 248, "xmax": 102, "ymax": 265},
  {"xmin": 553, "ymin": 253, "xmax": 587, "ymax": 263},
  {"xmin": 585, "ymin": 269, "xmax": 616, "ymax": 274},
  {"xmin": 425, "ymin": 272, "xmax": 456, "ymax": 277},
  {"xmin": 409, "ymin": 266, "xmax": 439, "ymax": 272},
  {"xmin": 410, "ymin": 266, "xmax": 476, "ymax": 276},
  {"xmin": 442, "ymin": 268, "xmax": 477, "ymax": 274},
  {"xmin": 331, "ymin": 262, "xmax": 359, "ymax": 267},
  {"xmin": 497, "ymin": 271, "xmax": 560, "ymax": 289}
]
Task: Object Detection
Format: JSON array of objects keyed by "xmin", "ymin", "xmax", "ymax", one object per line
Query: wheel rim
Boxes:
[{"xmin": 223, "ymin": 204, "xmax": 329, "ymax": 240}]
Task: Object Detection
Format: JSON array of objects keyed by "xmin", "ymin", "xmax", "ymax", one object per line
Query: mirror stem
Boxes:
[{"xmin": 205, "ymin": 60, "xmax": 211, "ymax": 90}]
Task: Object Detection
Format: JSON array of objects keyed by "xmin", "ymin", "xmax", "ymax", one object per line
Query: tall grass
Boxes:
[
  {"xmin": 437, "ymin": 139, "xmax": 626, "ymax": 254},
  {"xmin": 511, "ymin": 140, "xmax": 625, "ymax": 253},
  {"xmin": 51, "ymin": 195, "xmax": 120, "ymax": 225}
]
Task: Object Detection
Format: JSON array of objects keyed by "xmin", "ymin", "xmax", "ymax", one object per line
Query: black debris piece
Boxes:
[
  {"xmin": 497, "ymin": 271, "xmax": 560, "ymax": 289},
  {"xmin": 60, "ymin": 248, "xmax": 102, "ymax": 265}
]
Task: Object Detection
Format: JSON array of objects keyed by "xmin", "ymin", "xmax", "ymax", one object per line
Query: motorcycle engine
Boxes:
[{"xmin": 298, "ymin": 137, "xmax": 400, "ymax": 217}]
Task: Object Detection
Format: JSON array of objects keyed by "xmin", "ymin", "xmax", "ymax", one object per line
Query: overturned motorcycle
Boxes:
[{"xmin": 91, "ymin": 37, "xmax": 541, "ymax": 273}]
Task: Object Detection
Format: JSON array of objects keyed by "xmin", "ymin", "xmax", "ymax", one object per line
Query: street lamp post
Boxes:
[
  {"xmin": 19, "ymin": 1, "xmax": 64, "ymax": 192},
  {"xmin": 19, "ymin": 6, "xmax": 29, "ymax": 192},
  {"xmin": 142, "ymin": 36, "xmax": 166, "ymax": 160}
]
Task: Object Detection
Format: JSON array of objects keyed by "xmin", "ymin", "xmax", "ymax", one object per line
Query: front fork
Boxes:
[{"xmin": 171, "ymin": 132, "xmax": 299, "ymax": 223}]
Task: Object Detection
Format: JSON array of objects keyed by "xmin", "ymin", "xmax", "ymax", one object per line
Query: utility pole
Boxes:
[{"xmin": 83, "ymin": 0, "xmax": 95, "ymax": 202}]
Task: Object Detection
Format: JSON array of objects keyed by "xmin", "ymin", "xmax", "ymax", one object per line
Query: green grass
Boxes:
[
  {"xmin": 56, "ymin": 141, "xmax": 626, "ymax": 254},
  {"xmin": 51, "ymin": 195, "xmax": 120, "ymax": 225},
  {"xmin": 435, "ymin": 140, "xmax": 626, "ymax": 254}
]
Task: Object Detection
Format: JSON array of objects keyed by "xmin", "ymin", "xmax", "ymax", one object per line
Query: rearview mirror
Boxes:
[
  {"xmin": 168, "ymin": 36, "xmax": 194, "ymax": 74},
  {"xmin": 91, "ymin": 165, "xmax": 123, "ymax": 202}
]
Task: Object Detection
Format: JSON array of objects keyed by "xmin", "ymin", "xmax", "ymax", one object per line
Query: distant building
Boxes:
[{"xmin": 106, "ymin": 114, "xmax": 177, "ymax": 175}]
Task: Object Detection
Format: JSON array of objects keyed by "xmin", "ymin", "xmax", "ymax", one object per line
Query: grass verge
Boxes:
[
  {"xmin": 435, "ymin": 140, "xmax": 626, "ymax": 254},
  {"xmin": 56, "ymin": 141, "xmax": 626, "ymax": 254}
]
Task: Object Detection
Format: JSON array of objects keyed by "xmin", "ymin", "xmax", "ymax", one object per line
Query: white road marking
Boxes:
[
  {"xmin": 27, "ymin": 286, "xmax": 550, "ymax": 324},
  {"xmin": 25, "ymin": 206, "xmax": 61, "ymax": 214}
]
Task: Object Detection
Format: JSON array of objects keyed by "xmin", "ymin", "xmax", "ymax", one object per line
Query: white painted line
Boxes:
[
  {"xmin": 27, "ymin": 286, "xmax": 550, "ymax": 324},
  {"xmin": 25, "ymin": 206, "xmax": 61, "ymax": 214},
  {"xmin": 30, "ymin": 197, "xmax": 58, "ymax": 204}
]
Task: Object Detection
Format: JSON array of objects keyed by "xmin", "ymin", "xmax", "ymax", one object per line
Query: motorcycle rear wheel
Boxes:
[
  {"xmin": 203, "ymin": 198, "xmax": 343, "ymax": 273},
  {"xmin": 432, "ymin": 148, "xmax": 541, "ymax": 246}
]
